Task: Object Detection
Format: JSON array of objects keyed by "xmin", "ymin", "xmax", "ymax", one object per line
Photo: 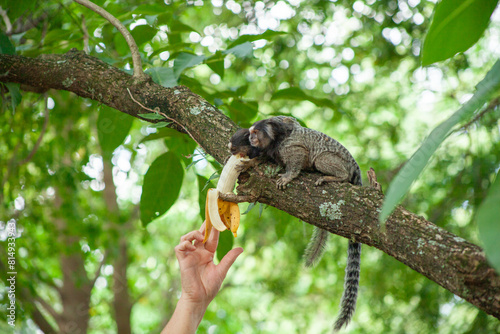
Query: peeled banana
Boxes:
[{"xmin": 203, "ymin": 154, "xmax": 247, "ymax": 243}]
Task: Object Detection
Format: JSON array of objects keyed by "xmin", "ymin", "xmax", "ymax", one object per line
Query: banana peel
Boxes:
[{"xmin": 203, "ymin": 154, "xmax": 247, "ymax": 243}]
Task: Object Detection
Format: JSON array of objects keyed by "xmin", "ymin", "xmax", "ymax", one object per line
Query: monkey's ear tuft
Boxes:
[{"xmin": 264, "ymin": 123, "xmax": 275, "ymax": 140}]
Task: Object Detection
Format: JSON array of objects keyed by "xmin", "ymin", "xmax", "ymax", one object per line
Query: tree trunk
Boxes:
[
  {"xmin": 102, "ymin": 160, "xmax": 133, "ymax": 334},
  {"xmin": 113, "ymin": 240, "xmax": 132, "ymax": 334},
  {"xmin": 1, "ymin": 50, "xmax": 499, "ymax": 319},
  {"xmin": 58, "ymin": 253, "xmax": 92, "ymax": 334}
]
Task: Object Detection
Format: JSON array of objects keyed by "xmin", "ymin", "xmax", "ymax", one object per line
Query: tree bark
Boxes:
[{"xmin": 1, "ymin": 50, "xmax": 499, "ymax": 319}]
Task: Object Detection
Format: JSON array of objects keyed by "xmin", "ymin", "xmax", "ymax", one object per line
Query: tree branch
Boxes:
[
  {"xmin": 35, "ymin": 296, "xmax": 60, "ymax": 322},
  {"xmin": 30, "ymin": 306, "xmax": 58, "ymax": 334},
  {"xmin": 1, "ymin": 51, "xmax": 499, "ymax": 319}
]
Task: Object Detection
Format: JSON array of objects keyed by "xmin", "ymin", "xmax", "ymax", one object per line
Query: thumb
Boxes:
[{"xmin": 216, "ymin": 247, "xmax": 243, "ymax": 278}]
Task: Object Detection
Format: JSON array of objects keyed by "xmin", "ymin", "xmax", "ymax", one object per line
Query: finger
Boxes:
[
  {"xmin": 205, "ymin": 228, "xmax": 220, "ymax": 253},
  {"xmin": 198, "ymin": 221, "xmax": 206, "ymax": 234},
  {"xmin": 216, "ymin": 247, "xmax": 243, "ymax": 278},
  {"xmin": 180, "ymin": 230, "xmax": 204, "ymax": 244},
  {"xmin": 194, "ymin": 221, "xmax": 209, "ymax": 247},
  {"xmin": 175, "ymin": 240, "xmax": 197, "ymax": 253}
]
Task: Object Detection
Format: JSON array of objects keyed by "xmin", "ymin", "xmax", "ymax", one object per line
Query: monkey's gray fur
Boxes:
[
  {"xmin": 303, "ymin": 226, "xmax": 329, "ymax": 268},
  {"xmin": 248, "ymin": 116, "xmax": 362, "ymax": 332}
]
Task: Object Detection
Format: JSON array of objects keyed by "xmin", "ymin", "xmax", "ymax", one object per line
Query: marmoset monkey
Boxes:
[
  {"xmin": 229, "ymin": 125, "xmax": 331, "ymax": 269},
  {"xmin": 248, "ymin": 116, "xmax": 362, "ymax": 332}
]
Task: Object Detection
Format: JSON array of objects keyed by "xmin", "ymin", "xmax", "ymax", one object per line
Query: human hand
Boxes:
[
  {"xmin": 163, "ymin": 223, "xmax": 243, "ymax": 334},
  {"xmin": 175, "ymin": 222, "xmax": 244, "ymax": 308}
]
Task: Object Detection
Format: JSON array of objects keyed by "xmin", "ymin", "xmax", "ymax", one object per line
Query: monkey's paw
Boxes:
[
  {"xmin": 276, "ymin": 175, "xmax": 292, "ymax": 189},
  {"xmin": 315, "ymin": 177, "xmax": 326, "ymax": 186},
  {"xmin": 235, "ymin": 158, "xmax": 253, "ymax": 172}
]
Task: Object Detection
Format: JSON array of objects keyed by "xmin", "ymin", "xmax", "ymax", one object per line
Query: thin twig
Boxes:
[
  {"xmin": 219, "ymin": 192, "xmax": 258, "ymax": 203},
  {"xmin": 74, "ymin": 0, "xmax": 146, "ymax": 79},
  {"xmin": 19, "ymin": 95, "xmax": 50, "ymax": 165},
  {"xmin": 457, "ymin": 97, "xmax": 500, "ymax": 132},
  {"xmin": 59, "ymin": 3, "xmax": 113, "ymax": 60},
  {"xmin": 0, "ymin": 7, "xmax": 12, "ymax": 34},
  {"xmin": 126, "ymin": 88, "xmax": 201, "ymax": 147},
  {"xmin": 9, "ymin": 10, "xmax": 50, "ymax": 36},
  {"xmin": 81, "ymin": 14, "xmax": 90, "ymax": 54}
]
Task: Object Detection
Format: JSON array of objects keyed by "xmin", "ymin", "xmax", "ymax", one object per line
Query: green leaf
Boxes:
[
  {"xmin": 242, "ymin": 202, "xmax": 256, "ymax": 215},
  {"xmin": 213, "ymin": 98, "xmax": 223, "ymax": 107},
  {"xmin": 131, "ymin": 24, "xmax": 158, "ymax": 47},
  {"xmin": 206, "ymin": 51, "xmax": 225, "ymax": 79},
  {"xmin": 144, "ymin": 15, "xmax": 158, "ymax": 26},
  {"xmin": 132, "ymin": 4, "xmax": 168, "ymax": 15},
  {"xmin": 217, "ymin": 230, "xmax": 234, "ymax": 262},
  {"xmin": 139, "ymin": 128, "xmax": 171, "ymax": 144},
  {"xmin": 197, "ymin": 175, "xmax": 216, "ymax": 221},
  {"xmin": 227, "ymin": 99, "xmax": 259, "ymax": 127},
  {"xmin": 4, "ymin": 83, "xmax": 22, "ymax": 111},
  {"xmin": 228, "ymin": 30, "xmax": 286, "ymax": 48},
  {"xmin": 379, "ymin": 59, "xmax": 500, "ymax": 224},
  {"xmin": 0, "ymin": 0, "xmax": 36, "ymax": 21},
  {"xmin": 140, "ymin": 152, "xmax": 184, "ymax": 226},
  {"xmin": 178, "ymin": 75, "xmax": 211, "ymax": 98},
  {"xmin": 43, "ymin": 29, "xmax": 72, "ymax": 47},
  {"xmin": 164, "ymin": 130, "xmax": 197, "ymax": 159},
  {"xmin": 422, "ymin": 0, "xmax": 499, "ymax": 65},
  {"xmin": 139, "ymin": 126, "xmax": 196, "ymax": 162},
  {"xmin": 97, "ymin": 105, "xmax": 134, "ymax": 161},
  {"xmin": 206, "ymin": 85, "xmax": 249, "ymax": 102},
  {"xmin": 140, "ymin": 112, "xmax": 165, "ymax": 120},
  {"xmin": 173, "ymin": 53, "xmax": 207, "ymax": 78},
  {"xmin": 145, "ymin": 67, "xmax": 178, "ymax": 87},
  {"xmin": 0, "ymin": 32, "xmax": 15, "ymax": 55},
  {"xmin": 149, "ymin": 122, "xmax": 170, "ymax": 128},
  {"xmin": 268, "ymin": 206, "xmax": 291, "ymax": 241},
  {"xmin": 114, "ymin": 32, "xmax": 130, "ymax": 56},
  {"xmin": 223, "ymin": 42, "xmax": 253, "ymax": 59},
  {"xmin": 140, "ymin": 127, "xmax": 196, "ymax": 154},
  {"xmin": 272, "ymin": 87, "xmax": 338, "ymax": 112},
  {"xmin": 167, "ymin": 19, "xmax": 199, "ymax": 34},
  {"xmin": 477, "ymin": 172, "xmax": 500, "ymax": 273}
]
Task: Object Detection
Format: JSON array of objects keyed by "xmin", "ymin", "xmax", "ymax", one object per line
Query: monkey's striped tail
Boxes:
[{"xmin": 333, "ymin": 240, "xmax": 361, "ymax": 332}]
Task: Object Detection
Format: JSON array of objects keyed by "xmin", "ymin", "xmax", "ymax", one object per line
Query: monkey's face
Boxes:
[
  {"xmin": 228, "ymin": 142, "xmax": 245, "ymax": 156},
  {"xmin": 249, "ymin": 121, "xmax": 273, "ymax": 149}
]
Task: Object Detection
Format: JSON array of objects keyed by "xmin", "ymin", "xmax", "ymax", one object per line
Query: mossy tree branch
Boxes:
[{"xmin": 1, "ymin": 50, "xmax": 499, "ymax": 319}]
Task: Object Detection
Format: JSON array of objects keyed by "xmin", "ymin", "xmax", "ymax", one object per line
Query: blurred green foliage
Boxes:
[{"xmin": 1, "ymin": 1, "xmax": 499, "ymax": 333}]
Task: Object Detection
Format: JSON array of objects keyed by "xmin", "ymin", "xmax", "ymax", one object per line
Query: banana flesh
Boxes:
[
  {"xmin": 217, "ymin": 155, "xmax": 248, "ymax": 193},
  {"xmin": 207, "ymin": 189, "xmax": 227, "ymax": 231}
]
